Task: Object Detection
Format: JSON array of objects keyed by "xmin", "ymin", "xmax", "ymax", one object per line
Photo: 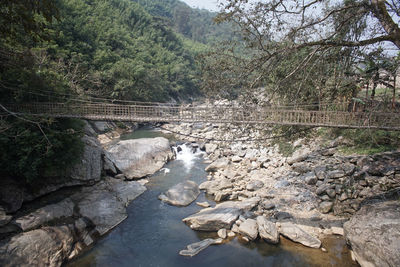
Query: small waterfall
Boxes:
[{"xmin": 173, "ymin": 143, "xmax": 204, "ymax": 171}]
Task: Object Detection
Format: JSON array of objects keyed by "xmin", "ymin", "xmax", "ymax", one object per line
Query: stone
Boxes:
[
  {"xmin": 0, "ymin": 209, "xmax": 12, "ymax": 227},
  {"xmin": 316, "ymin": 184, "xmax": 332, "ymax": 195},
  {"xmin": 106, "ymin": 137, "xmax": 173, "ymax": 179},
  {"xmin": 14, "ymin": 198, "xmax": 74, "ymax": 231},
  {"xmin": 228, "ymin": 231, "xmax": 236, "ymax": 237},
  {"xmin": 183, "ymin": 197, "xmax": 260, "ymax": 231},
  {"xmin": 257, "ymin": 216, "xmax": 279, "ymax": 244},
  {"xmin": 279, "ymin": 222, "xmax": 321, "ymax": 248},
  {"xmin": 205, "ymin": 143, "xmax": 218, "ymax": 154},
  {"xmin": 70, "ymin": 135, "xmax": 103, "ymax": 182},
  {"xmin": 326, "ymin": 189, "xmax": 336, "ymax": 198},
  {"xmin": 0, "ymin": 177, "xmax": 25, "ymax": 213},
  {"xmin": 232, "ymin": 155, "xmax": 242, "ymax": 162},
  {"xmin": 179, "ymin": 238, "xmax": 222, "ymax": 257},
  {"xmin": 274, "ymin": 211, "xmax": 293, "ymax": 221},
  {"xmin": 196, "ymin": 202, "xmax": 210, "ymax": 208},
  {"xmin": 238, "ymin": 219, "xmax": 258, "ymax": 240},
  {"xmin": 205, "ymin": 157, "xmax": 229, "ymax": 172},
  {"xmin": 214, "ymin": 191, "xmax": 230, "ymax": 202},
  {"xmin": 0, "ymin": 226, "xmax": 74, "ymax": 267},
  {"xmin": 326, "ymin": 170, "xmax": 345, "ymax": 179},
  {"xmin": 217, "ymin": 228, "xmax": 227, "ymax": 239},
  {"xmin": 319, "ymin": 201, "xmax": 333, "ymax": 214},
  {"xmin": 159, "ymin": 180, "xmax": 200, "ymax": 206},
  {"xmin": 261, "ymin": 201, "xmax": 275, "ymax": 210},
  {"xmin": 108, "ymin": 179, "xmax": 146, "ymax": 206},
  {"xmin": 103, "ymin": 152, "xmax": 118, "ymax": 175},
  {"xmin": 344, "ymin": 200, "xmax": 400, "ymax": 267},
  {"xmin": 246, "ymin": 180, "xmax": 264, "ymax": 191},
  {"xmin": 287, "ymin": 154, "xmax": 308, "ymax": 165},
  {"xmin": 331, "ymin": 226, "xmax": 344, "ymax": 236},
  {"xmin": 304, "ymin": 172, "xmax": 318, "ymax": 185}
]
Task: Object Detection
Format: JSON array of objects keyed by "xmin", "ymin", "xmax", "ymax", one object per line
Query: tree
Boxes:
[{"xmin": 202, "ymin": 0, "xmax": 400, "ymax": 106}]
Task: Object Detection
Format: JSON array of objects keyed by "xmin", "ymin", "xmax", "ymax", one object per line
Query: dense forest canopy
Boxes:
[{"xmin": 0, "ymin": 0, "xmax": 229, "ymax": 182}]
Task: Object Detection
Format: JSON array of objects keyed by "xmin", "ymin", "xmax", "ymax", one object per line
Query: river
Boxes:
[{"xmin": 67, "ymin": 129, "xmax": 357, "ymax": 267}]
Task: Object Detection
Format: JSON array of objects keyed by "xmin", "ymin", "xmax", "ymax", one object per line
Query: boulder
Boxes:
[
  {"xmin": 108, "ymin": 179, "xmax": 146, "ymax": 206},
  {"xmin": 238, "ymin": 219, "xmax": 258, "ymax": 240},
  {"xmin": 106, "ymin": 137, "xmax": 173, "ymax": 179},
  {"xmin": 14, "ymin": 198, "xmax": 74, "ymax": 231},
  {"xmin": 0, "ymin": 226, "xmax": 74, "ymax": 267},
  {"xmin": 103, "ymin": 152, "xmax": 118, "ymax": 175},
  {"xmin": 205, "ymin": 143, "xmax": 218, "ymax": 154},
  {"xmin": 179, "ymin": 238, "xmax": 222, "ymax": 257},
  {"xmin": 205, "ymin": 158, "xmax": 229, "ymax": 172},
  {"xmin": 257, "ymin": 216, "xmax": 279, "ymax": 244},
  {"xmin": 0, "ymin": 209, "xmax": 12, "ymax": 227},
  {"xmin": 344, "ymin": 200, "xmax": 400, "ymax": 267},
  {"xmin": 279, "ymin": 222, "xmax": 321, "ymax": 248},
  {"xmin": 70, "ymin": 135, "xmax": 103, "ymax": 182},
  {"xmin": 183, "ymin": 197, "xmax": 260, "ymax": 231},
  {"xmin": 319, "ymin": 201, "xmax": 333, "ymax": 214},
  {"xmin": 0, "ymin": 177, "xmax": 25, "ymax": 213},
  {"xmin": 158, "ymin": 180, "xmax": 200, "ymax": 206},
  {"xmin": 304, "ymin": 172, "xmax": 318, "ymax": 185}
]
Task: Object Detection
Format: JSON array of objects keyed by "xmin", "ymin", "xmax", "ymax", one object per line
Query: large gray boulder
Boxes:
[
  {"xmin": 183, "ymin": 197, "xmax": 260, "ymax": 231},
  {"xmin": 257, "ymin": 216, "xmax": 279, "ymax": 244},
  {"xmin": 0, "ymin": 209, "xmax": 12, "ymax": 227},
  {"xmin": 159, "ymin": 180, "xmax": 200, "ymax": 206},
  {"xmin": 14, "ymin": 198, "xmax": 74, "ymax": 231},
  {"xmin": 0, "ymin": 226, "xmax": 74, "ymax": 267},
  {"xmin": 70, "ymin": 135, "xmax": 103, "ymax": 182},
  {"xmin": 344, "ymin": 200, "xmax": 400, "ymax": 267},
  {"xmin": 279, "ymin": 222, "xmax": 321, "ymax": 248},
  {"xmin": 106, "ymin": 137, "xmax": 173, "ymax": 179}
]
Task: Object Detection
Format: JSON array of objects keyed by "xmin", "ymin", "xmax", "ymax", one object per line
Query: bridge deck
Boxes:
[{"xmin": 3, "ymin": 102, "xmax": 400, "ymax": 130}]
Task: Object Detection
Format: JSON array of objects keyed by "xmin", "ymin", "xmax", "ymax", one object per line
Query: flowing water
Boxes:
[{"xmin": 67, "ymin": 129, "xmax": 357, "ymax": 267}]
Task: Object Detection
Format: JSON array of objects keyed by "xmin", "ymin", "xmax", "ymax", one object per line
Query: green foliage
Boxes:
[{"xmin": 0, "ymin": 118, "xmax": 84, "ymax": 183}]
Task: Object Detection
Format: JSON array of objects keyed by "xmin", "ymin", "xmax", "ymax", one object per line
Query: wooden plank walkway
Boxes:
[{"xmin": 4, "ymin": 102, "xmax": 400, "ymax": 130}]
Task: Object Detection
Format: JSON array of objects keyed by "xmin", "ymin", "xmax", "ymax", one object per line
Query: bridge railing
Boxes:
[{"xmin": 3, "ymin": 102, "xmax": 400, "ymax": 130}]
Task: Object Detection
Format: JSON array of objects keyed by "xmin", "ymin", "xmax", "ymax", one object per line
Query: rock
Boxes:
[
  {"xmin": 70, "ymin": 135, "xmax": 103, "ymax": 182},
  {"xmin": 257, "ymin": 216, "xmax": 279, "ymax": 244},
  {"xmin": 214, "ymin": 191, "xmax": 230, "ymax": 202},
  {"xmin": 274, "ymin": 211, "xmax": 293, "ymax": 221},
  {"xmin": 0, "ymin": 226, "xmax": 74, "ymax": 267},
  {"xmin": 103, "ymin": 152, "xmax": 118, "ymax": 175},
  {"xmin": 0, "ymin": 177, "xmax": 25, "ymax": 213},
  {"xmin": 344, "ymin": 200, "xmax": 400, "ymax": 267},
  {"xmin": 228, "ymin": 231, "xmax": 236, "ymax": 237},
  {"xmin": 183, "ymin": 197, "xmax": 260, "ymax": 231},
  {"xmin": 205, "ymin": 157, "xmax": 229, "ymax": 172},
  {"xmin": 217, "ymin": 228, "xmax": 227, "ymax": 239},
  {"xmin": 291, "ymin": 162, "xmax": 311, "ymax": 174},
  {"xmin": 326, "ymin": 189, "xmax": 336, "ymax": 198},
  {"xmin": 108, "ymin": 179, "xmax": 146, "ymax": 206},
  {"xmin": 14, "ymin": 198, "xmax": 74, "ymax": 231},
  {"xmin": 179, "ymin": 238, "xmax": 222, "ymax": 257},
  {"xmin": 246, "ymin": 180, "xmax": 264, "ymax": 191},
  {"xmin": 319, "ymin": 201, "xmax": 333, "ymax": 214},
  {"xmin": 91, "ymin": 121, "xmax": 113, "ymax": 133},
  {"xmin": 316, "ymin": 184, "xmax": 332, "ymax": 195},
  {"xmin": 261, "ymin": 201, "xmax": 275, "ymax": 210},
  {"xmin": 106, "ymin": 137, "xmax": 173, "ymax": 179},
  {"xmin": 196, "ymin": 202, "xmax": 210, "ymax": 208},
  {"xmin": 304, "ymin": 172, "xmax": 318, "ymax": 185},
  {"xmin": 331, "ymin": 226, "xmax": 344, "ymax": 236},
  {"xmin": 0, "ymin": 209, "xmax": 12, "ymax": 227},
  {"xmin": 287, "ymin": 154, "xmax": 308, "ymax": 165},
  {"xmin": 205, "ymin": 143, "xmax": 218, "ymax": 154},
  {"xmin": 326, "ymin": 170, "xmax": 345, "ymax": 179},
  {"xmin": 238, "ymin": 219, "xmax": 258, "ymax": 240},
  {"xmin": 231, "ymin": 155, "xmax": 242, "ymax": 163},
  {"xmin": 159, "ymin": 180, "xmax": 200, "ymax": 206},
  {"xmin": 279, "ymin": 222, "xmax": 321, "ymax": 248}
]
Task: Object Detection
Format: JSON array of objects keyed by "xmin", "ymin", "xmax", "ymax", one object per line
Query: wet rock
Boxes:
[
  {"xmin": 319, "ymin": 201, "xmax": 333, "ymax": 214},
  {"xmin": 0, "ymin": 226, "xmax": 74, "ymax": 267},
  {"xmin": 217, "ymin": 228, "xmax": 227, "ymax": 239},
  {"xmin": 183, "ymin": 197, "xmax": 260, "ymax": 231},
  {"xmin": 106, "ymin": 137, "xmax": 173, "ymax": 179},
  {"xmin": 344, "ymin": 200, "xmax": 400, "ymax": 267},
  {"xmin": 205, "ymin": 157, "xmax": 229, "ymax": 172},
  {"xmin": 159, "ymin": 180, "xmax": 200, "ymax": 206},
  {"xmin": 257, "ymin": 216, "xmax": 279, "ymax": 244},
  {"xmin": 14, "ymin": 198, "xmax": 74, "ymax": 231},
  {"xmin": 246, "ymin": 180, "xmax": 264, "ymax": 191},
  {"xmin": 179, "ymin": 238, "xmax": 222, "ymax": 257},
  {"xmin": 196, "ymin": 202, "xmax": 210, "ymax": 208},
  {"xmin": 238, "ymin": 219, "xmax": 258, "ymax": 240},
  {"xmin": 279, "ymin": 222, "xmax": 321, "ymax": 248}
]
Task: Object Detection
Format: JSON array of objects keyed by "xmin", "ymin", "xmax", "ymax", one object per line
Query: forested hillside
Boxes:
[
  {"xmin": 133, "ymin": 0, "xmax": 234, "ymax": 44},
  {"xmin": 0, "ymin": 0, "xmax": 223, "ymax": 182}
]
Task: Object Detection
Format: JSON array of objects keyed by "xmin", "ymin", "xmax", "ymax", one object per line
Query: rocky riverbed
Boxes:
[
  {"xmin": 160, "ymin": 121, "xmax": 400, "ymax": 266},
  {"xmin": 0, "ymin": 121, "xmax": 174, "ymax": 266}
]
